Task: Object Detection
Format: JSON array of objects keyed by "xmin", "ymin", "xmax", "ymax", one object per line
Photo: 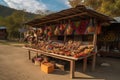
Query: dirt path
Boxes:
[
  {"xmin": 0, "ymin": 44, "xmax": 70, "ymax": 80},
  {"xmin": 0, "ymin": 44, "xmax": 120, "ymax": 80}
]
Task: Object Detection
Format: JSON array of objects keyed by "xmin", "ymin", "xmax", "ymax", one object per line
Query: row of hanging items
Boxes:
[{"xmin": 44, "ymin": 18, "xmax": 101, "ymax": 36}]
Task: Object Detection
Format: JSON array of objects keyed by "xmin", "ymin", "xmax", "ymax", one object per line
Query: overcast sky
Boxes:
[{"xmin": 0, "ymin": 0, "xmax": 71, "ymax": 13}]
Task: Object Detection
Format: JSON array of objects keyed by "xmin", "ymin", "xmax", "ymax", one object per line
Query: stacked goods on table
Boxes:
[{"xmin": 25, "ymin": 40, "xmax": 94, "ymax": 58}]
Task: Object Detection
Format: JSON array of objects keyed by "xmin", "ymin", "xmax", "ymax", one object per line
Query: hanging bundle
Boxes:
[
  {"xmin": 74, "ymin": 21, "xmax": 80, "ymax": 34},
  {"xmin": 47, "ymin": 26, "xmax": 52, "ymax": 37},
  {"xmin": 70, "ymin": 22, "xmax": 76, "ymax": 34},
  {"xmin": 59, "ymin": 24, "xmax": 65, "ymax": 35},
  {"xmin": 97, "ymin": 23, "xmax": 101, "ymax": 34},
  {"xmin": 76, "ymin": 20, "xmax": 89, "ymax": 34},
  {"xmin": 66, "ymin": 24, "xmax": 73, "ymax": 35},
  {"xmin": 87, "ymin": 18, "xmax": 95, "ymax": 33},
  {"xmin": 54, "ymin": 26, "xmax": 60, "ymax": 35},
  {"xmin": 44, "ymin": 27, "xmax": 48, "ymax": 35},
  {"xmin": 37, "ymin": 28, "xmax": 43, "ymax": 36}
]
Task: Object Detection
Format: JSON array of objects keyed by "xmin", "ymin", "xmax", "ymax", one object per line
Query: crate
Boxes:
[
  {"xmin": 34, "ymin": 60, "xmax": 41, "ymax": 66},
  {"xmin": 41, "ymin": 62, "xmax": 54, "ymax": 74}
]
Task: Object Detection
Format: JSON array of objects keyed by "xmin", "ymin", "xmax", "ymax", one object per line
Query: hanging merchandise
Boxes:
[
  {"xmin": 66, "ymin": 24, "xmax": 73, "ymax": 35},
  {"xmin": 59, "ymin": 24, "xmax": 66, "ymax": 35},
  {"xmin": 44, "ymin": 27, "xmax": 48, "ymax": 35},
  {"xmin": 74, "ymin": 21, "xmax": 80, "ymax": 34},
  {"xmin": 76, "ymin": 20, "xmax": 89, "ymax": 34},
  {"xmin": 97, "ymin": 23, "xmax": 101, "ymax": 34},
  {"xmin": 86, "ymin": 18, "xmax": 95, "ymax": 33},
  {"xmin": 36, "ymin": 28, "xmax": 43, "ymax": 35},
  {"xmin": 36, "ymin": 28, "xmax": 44, "ymax": 40},
  {"xmin": 47, "ymin": 26, "xmax": 52, "ymax": 37},
  {"xmin": 103, "ymin": 31, "xmax": 116, "ymax": 42},
  {"xmin": 54, "ymin": 26, "xmax": 60, "ymax": 35},
  {"xmin": 70, "ymin": 22, "xmax": 76, "ymax": 35}
]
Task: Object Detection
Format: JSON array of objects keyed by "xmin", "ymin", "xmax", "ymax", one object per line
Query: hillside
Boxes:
[{"xmin": 0, "ymin": 5, "xmax": 36, "ymax": 18}]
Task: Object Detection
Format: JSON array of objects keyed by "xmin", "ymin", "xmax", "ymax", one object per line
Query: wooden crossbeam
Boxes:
[{"xmin": 34, "ymin": 12, "xmax": 87, "ymax": 26}]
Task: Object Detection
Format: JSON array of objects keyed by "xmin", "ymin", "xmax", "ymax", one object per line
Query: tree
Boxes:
[
  {"xmin": 0, "ymin": 16, "xmax": 5, "ymax": 26},
  {"xmin": 68, "ymin": 0, "xmax": 82, "ymax": 8},
  {"xmin": 4, "ymin": 10, "xmax": 27, "ymax": 39},
  {"xmin": 98, "ymin": 0, "xmax": 120, "ymax": 17},
  {"xmin": 68, "ymin": 0, "xmax": 120, "ymax": 17}
]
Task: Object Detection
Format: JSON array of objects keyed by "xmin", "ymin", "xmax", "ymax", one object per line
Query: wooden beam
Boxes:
[
  {"xmin": 34, "ymin": 12, "xmax": 87, "ymax": 26},
  {"xmin": 70, "ymin": 60, "xmax": 75, "ymax": 78}
]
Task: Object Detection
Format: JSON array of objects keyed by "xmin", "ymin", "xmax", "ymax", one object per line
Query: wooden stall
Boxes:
[
  {"xmin": 24, "ymin": 5, "xmax": 115, "ymax": 79},
  {"xmin": 97, "ymin": 23, "xmax": 120, "ymax": 57}
]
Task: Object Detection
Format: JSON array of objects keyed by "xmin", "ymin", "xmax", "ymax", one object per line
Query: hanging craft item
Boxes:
[
  {"xmin": 70, "ymin": 22, "xmax": 76, "ymax": 34},
  {"xmin": 37, "ymin": 28, "xmax": 43, "ymax": 35},
  {"xmin": 97, "ymin": 23, "xmax": 101, "ymax": 34},
  {"xmin": 74, "ymin": 21, "xmax": 80, "ymax": 34},
  {"xmin": 59, "ymin": 24, "xmax": 66, "ymax": 35},
  {"xmin": 54, "ymin": 26, "xmax": 60, "ymax": 35},
  {"xmin": 103, "ymin": 31, "xmax": 116, "ymax": 42},
  {"xmin": 86, "ymin": 18, "xmax": 95, "ymax": 33},
  {"xmin": 65, "ymin": 24, "xmax": 73, "ymax": 35},
  {"xmin": 44, "ymin": 27, "xmax": 48, "ymax": 35},
  {"xmin": 76, "ymin": 20, "xmax": 89, "ymax": 34},
  {"xmin": 47, "ymin": 26, "xmax": 52, "ymax": 37}
]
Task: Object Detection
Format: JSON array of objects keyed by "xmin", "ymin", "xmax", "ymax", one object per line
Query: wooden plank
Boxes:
[
  {"xmin": 24, "ymin": 47, "xmax": 94, "ymax": 61},
  {"xmin": 92, "ymin": 53, "xmax": 96, "ymax": 71},
  {"xmin": 83, "ymin": 57, "xmax": 87, "ymax": 72},
  {"xmin": 23, "ymin": 47, "xmax": 78, "ymax": 60},
  {"xmin": 28, "ymin": 50, "xmax": 31, "ymax": 60},
  {"xmin": 70, "ymin": 60, "xmax": 75, "ymax": 78},
  {"xmin": 35, "ymin": 12, "xmax": 87, "ymax": 26}
]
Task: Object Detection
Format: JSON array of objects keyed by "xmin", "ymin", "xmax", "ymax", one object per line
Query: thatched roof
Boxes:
[{"xmin": 25, "ymin": 5, "xmax": 115, "ymax": 27}]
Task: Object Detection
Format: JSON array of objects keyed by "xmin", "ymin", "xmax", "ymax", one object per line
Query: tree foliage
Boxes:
[
  {"xmin": 68, "ymin": 0, "xmax": 120, "ymax": 17},
  {"xmin": 0, "ymin": 8, "xmax": 49, "ymax": 39},
  {"xmin": 68, "ymin": 0, "xmax": 82, "ymax": 8},
  {"xmin": 3, "ymin": 10, "xmax": 27, "ymax": 39}
]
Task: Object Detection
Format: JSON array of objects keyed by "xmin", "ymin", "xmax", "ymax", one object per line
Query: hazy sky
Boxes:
[{"xmin": 0, "ymin": 0, "xmax": 71, "ymax": 13}]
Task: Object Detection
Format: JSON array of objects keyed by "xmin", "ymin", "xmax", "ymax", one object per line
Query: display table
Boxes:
[{"xmin": 23, "ymin": 47, "xmax": 96, "ymax": 79}]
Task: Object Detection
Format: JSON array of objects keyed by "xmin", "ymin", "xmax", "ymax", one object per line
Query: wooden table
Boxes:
[{"xmin": 24, "ymin": 47, "xmax": 96, "ymax": 79}]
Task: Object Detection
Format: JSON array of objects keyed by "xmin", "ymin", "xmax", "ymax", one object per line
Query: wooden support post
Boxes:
[
  {"xmin": 83, "ymin": 57, "xmax": 87, "ymax": 72},
  {"xmin": 36, "ymin": 52, "xmax": 38, "ymax": 58},
  {"xmin": 92, "ymin": 19, "xmax": 98, "ymax": 71},
  {"xmin": 92, "ymin": 53, "xmax": 96, "ymax": 71},
  {"xmin": 28, "ymin": 50, "xmax": 31, "ymax": 60},
  {"xmin": 70, "ymin": 60, "xmax": 75, "ymax": 78}
]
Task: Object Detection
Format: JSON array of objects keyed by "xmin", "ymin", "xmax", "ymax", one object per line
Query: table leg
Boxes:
[
  {"xmin": 92, "ymin": 54, "xmax": 96, "ymax": 71},
  {"xmin": 70, "ymin": 60, "xmax": 75, "ymax": 79},
  {"xmin": 36, "ymin": 52, "xmax": 38, "ymax": 58},
  {"xmin": 28, "ymin": 50, "xmax": 31, "ymax": 60},
  {"xmin": 83, "ymin": 57, "xmax": 87, "ymax": 72}
]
